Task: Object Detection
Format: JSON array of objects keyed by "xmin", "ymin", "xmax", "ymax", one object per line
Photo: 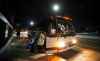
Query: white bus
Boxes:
[{"xmin": 45, "ymin": 16, "xmax": 77, "ymax": 53}]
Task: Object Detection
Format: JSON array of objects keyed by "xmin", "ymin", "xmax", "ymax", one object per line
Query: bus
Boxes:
[
  {"xmin": 29, "ymin": 16, "xmax": 78, "ymax": 53},
  {"xmin": 45, "ymin": 16, "xmax": 77, "ymax": 53}
]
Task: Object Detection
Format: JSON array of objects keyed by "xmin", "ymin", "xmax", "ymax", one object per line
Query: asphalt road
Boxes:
[{"xmin": 0, "ymin": 34, "xmax": 100, "ymax": 61}]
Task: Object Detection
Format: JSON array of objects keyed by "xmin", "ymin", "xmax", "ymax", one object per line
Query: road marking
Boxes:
[{"xmin": 30, "ymin": 53, "xmax": 47, "ymax": 59}]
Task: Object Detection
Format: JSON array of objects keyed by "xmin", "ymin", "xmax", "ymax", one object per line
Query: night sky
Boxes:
[{"xmin": 0, "ymin": 0, "xmax": 97, "ymax": 32}]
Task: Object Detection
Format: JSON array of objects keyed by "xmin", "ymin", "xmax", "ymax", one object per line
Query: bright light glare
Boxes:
[
  {"xmin": 53, "ymin": 4, "xmax": 60, "ymax": 12},
  {"xmin": 55, "ymin": 38, "xmax": 65, "ymax": 48},
  {"xmin": 57, "ymin": 41, "xmax": 65, "ymax": 48},
  {"xmin": 72, "ymin": 38, "xmax": 77, "ymax": 44},
  {"xmin": 30, "ymin": 21, "xmax": 34, "ymax": 26},
  {"xmin": 48, "ymin": 55, "xmax": 66, "ymax": 61}
]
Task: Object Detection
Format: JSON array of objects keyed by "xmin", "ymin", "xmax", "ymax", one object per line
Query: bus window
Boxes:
[{"xmin": 47, "ymin": 16, "xmax": 75, "ymax": 37}]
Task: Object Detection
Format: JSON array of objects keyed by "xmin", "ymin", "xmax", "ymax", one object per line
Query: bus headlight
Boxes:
[
  {"xmin": 71, "ymin": 38, "xmax": 77, "ymax": 44},
  {"xmin": 55, "ymin": 38, "xmax": 65, "ymax": 48},
  {"xmin": 57, "ymin": 41, "xmax": 65, "ymax": 48}
]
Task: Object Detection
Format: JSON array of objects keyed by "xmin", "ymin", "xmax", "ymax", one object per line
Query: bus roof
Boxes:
[{"xmin": 50, "ymin": 16, "xmax": 72, "ymax": 21}]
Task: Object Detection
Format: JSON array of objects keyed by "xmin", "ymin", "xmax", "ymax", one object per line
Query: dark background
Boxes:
[{"xmin": 0, "ymin": 0, "xmax": 97, "ymax": 32}]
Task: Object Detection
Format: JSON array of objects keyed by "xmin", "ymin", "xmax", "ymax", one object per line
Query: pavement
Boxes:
[{"xmin": 0, "ymin": 33, "xmax": 100, "ymax": 61}]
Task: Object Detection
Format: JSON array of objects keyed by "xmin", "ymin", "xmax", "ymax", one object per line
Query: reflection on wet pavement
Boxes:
[
  {"xmin": 68, "ymin": 48, "xmax": 100, "ymax": 61},
  {"xmin": 1, "ymin": 41, "xmax": 100, "ymax": 61},
  {"xmin": 48, "ymin": 55, "xmax": 66, "ymax": 61},
  {"xmin": 47, "ymin": 48, "xmax": 100, "ymax": 61},
  {"xmin": 1, "ymin": 48, "xmax": 100, "ymax": 61}
]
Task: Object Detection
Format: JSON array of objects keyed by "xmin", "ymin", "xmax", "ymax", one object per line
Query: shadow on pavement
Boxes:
[{"xmin": 55, "ymin": 48, "xmax": 80, "ymax": 59}]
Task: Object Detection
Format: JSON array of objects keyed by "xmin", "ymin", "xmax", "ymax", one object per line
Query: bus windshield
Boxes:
[{"xmin": 47, "ymin": 17, "xmax": 75, "ymax": 37}]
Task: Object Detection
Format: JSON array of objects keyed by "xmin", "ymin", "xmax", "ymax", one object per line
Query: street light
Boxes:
[
  {"xmin": 52, "ymin": 4, "xmax": 60, "ymax": 12},
  {"xmin": 30, "ymin": 21, "xmax": 34, "ymax": 26}
]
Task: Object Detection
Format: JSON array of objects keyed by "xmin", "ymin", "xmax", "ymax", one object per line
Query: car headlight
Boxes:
[
  {"xmin": 55, "ymin": 38, "xmax": 66, "ymax": 48},
  {"xmin": 57, "ymin": 41, "xmax": 65, "ymax": 48},
  {"xmin": 71, "ymin": 38, "xmax": 77, "ymax": 44}
]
